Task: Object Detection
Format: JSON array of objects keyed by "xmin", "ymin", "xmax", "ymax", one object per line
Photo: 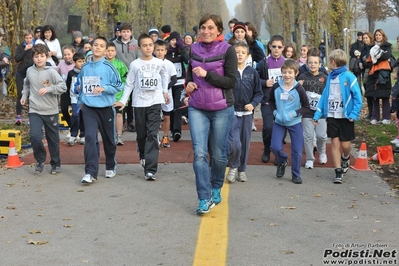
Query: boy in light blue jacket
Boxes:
[
  {"xmin": 313, "ymin": 49, "xmax": 362, "ymax": 184},
  {"xmin": 269, "ymin": 59, "xmax": 310, "ymax": 184}
]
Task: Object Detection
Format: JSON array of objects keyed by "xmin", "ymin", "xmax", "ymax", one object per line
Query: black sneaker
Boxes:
[
  {"xmin": 261, "ymin": 151, "xmax": 270, "ymax": 163},
  {"xmin": 50, "ymin": 166, "xmax": 61, "ymax": 175},
  {"xmin": 334, "ymin": 168, "xmax": 343, "ymax": 184},
  {"xmin": 341, "ymin": 156, "xmax": 350, "ymax": 173},
  {"xmin": 128, "ymin": 124, "xmax": 136, "ymax": 132},
  {"xmin": 292, "ymin": 175, "xmax": 302, "ymax": 184},
  {"xmin": 276, "ymin": 161, "xmax": 287, "ymax": 178},
  {"xmin": 35, "ymin": 162, "xmax": 44, "ymax": 173},
  {"xmin": 173, "ymin": 132, "xmax": 181, "ymax": 142}
]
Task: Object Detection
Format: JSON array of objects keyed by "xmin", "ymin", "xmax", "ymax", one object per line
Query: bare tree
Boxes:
[{"xmin": 359, "ymin": 0, "xmax": 394, "ymax": 32}]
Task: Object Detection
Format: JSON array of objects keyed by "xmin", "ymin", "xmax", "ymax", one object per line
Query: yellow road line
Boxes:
[{"xmin": 193, "ymin": 183, "xmax": 229, "ymax": 266}]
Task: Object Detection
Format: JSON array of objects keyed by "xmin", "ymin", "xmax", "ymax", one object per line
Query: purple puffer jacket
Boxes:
[{"xmin": 188, "ymin": 40, "xmax": 231, "ymax": 111}]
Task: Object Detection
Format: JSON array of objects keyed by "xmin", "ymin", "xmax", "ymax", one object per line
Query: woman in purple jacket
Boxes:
[{"xmin": 185, "ymin": 14, "xmax": 237, "ymax": 215}]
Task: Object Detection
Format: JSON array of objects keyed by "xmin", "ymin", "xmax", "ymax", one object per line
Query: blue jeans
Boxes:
[{"xmin": 188, "ymin": 105, "xmax": 234, "ymax": 200}]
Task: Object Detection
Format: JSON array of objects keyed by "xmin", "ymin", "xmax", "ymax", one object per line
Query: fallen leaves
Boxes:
[
  {"xmin": 280, "ymin": 206, "xmax": 296, "ymax": 210},
  {"xmin": 280, "ymin": 250, "xmax": 294, "ymax": 254},
  {"xmin": 28, "ymin": 239, "xmax": 48, "ymax": 245}
]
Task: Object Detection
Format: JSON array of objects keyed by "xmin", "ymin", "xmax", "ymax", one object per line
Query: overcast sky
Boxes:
[{"xmin": 225, "ymin": 0, "xmax": 240, "ymax": 16}]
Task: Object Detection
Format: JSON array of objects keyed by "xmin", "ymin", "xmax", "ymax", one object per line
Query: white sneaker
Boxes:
[
  {"xmin": 252, "ymin": 121, "xmax": 257, "ymax": 131},
  {"xmin": 370, "ymin": 119, "xmax": 378, "ymax": 125},
  {"xmin": 237, "ymin": 172, "xmax": 248, "ymax": 182},
  {"xmin": 381, "ymin": 119, "xmax": 391, "ymax": 125},
  {"xmin": 79, "ymin": 137, "xmax": 85, "ymax": 145},
  {"xmin": 105, "ymin": 170, "xmax": 116, "ymax": 178},
  {"xmin": 81, "ymin": 174, "xmax": 96, "ymax": 183},
  {"xmin": 67, "ymin": 137, "xmax": 76, "ymax": 146},
  {"xmin": 182, "ymin": 115, "xmax": 188, "ymax": 124},
  {"xmin": 145, "ymin": 172, "xmax": 156, "ymax": 181},
  {"xmin": 391, "ymin": 138, "xmax": 399, "ymax": 145},
  {"xmin": 319, "ymin": 153, "xmax": 328, "ymax": 164},
  {"xmin": 226, "ymin": 168, "xmax": 237, "ymax": 182},
  {"xmin": 305, "ymin": 160, "xmax": 314, "ymax": 169}
]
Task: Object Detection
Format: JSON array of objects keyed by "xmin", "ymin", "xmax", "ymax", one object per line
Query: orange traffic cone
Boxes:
[
  {"xmin": 5, "ymin": 140, "xmax": 24, "ymax": 168},
  {"xmin": 376, "ymin": 145, "xmax": 394, "ymax": 165},
  {"xmin": 369, "ymin": 153, "xmax": 378, "ymax": 161},
  {"xmin": 350, "ymin": 142, "xmax": 371, "ymax": 171}
]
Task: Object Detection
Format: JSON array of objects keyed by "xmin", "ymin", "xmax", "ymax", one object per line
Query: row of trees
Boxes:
[
  {"xmin": 0, "ymin": 0, "xmax": 229, "ymax": 76},
  {"xmin": 1, "ymin": 0, "xmax": 398, "ymax": 75},
  {"xmin": 235, "ymin": 0, "xmax": 399, "ymax": 52}
]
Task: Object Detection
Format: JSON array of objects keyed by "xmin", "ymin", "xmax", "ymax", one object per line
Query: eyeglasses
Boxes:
[{"xmin": 271, "ymin": 45, "xmax": 283, "ymax": 49}]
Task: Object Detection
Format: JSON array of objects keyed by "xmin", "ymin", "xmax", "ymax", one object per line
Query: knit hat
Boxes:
[
  {"xmin": 161, "ymin": 25, "xmax": 171, "ymax": 34},
  {"xmin": 357, "ymin": 32, "xmax": 363, "ymax": 37},
  {"xmin": 73, "ymin": 31, "xmax": 83, "ymax": 39},
  {"xmin": 192, "ymin": 25, "xmax": 198, "ymax": 33},
  {"xmin": 233, "ymin": 22, "xmax": 247, "ymax": 33},
  {"xmin": 115, "ymin": 24, "xmax": 121, "ymax": 32},
  {"xmin": 184, "ymin": 33, "xmax": 193, "ymax": 39},
  {"xmin": 88, "ymin": 33, "xmax": 96, "ymax": 39},
  {"xmin": 168, "ymin": 31, "xmax": 180, "ymax": 41},
  {"xmin": 34, "ymin": 26, "xmax": 42, "ymax": 34},
  {"xmin": 148, "ymin": 27, "xmax": 159, "ymax": 36}
]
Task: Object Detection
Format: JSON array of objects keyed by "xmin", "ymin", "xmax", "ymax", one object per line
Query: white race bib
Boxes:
[
  {"xmin": 268, "ymin": 68, "xmax": 282, "ymax": 84},
  {"xmin": 139, "ymin": 71, "xmax": 157, "ymax": 90},
  {"xmin": 82, "ymin": 76, "xmax": 101, "ymax": 96},
  {"xmin": 306, "ymin": 91, "xmax": 321, "ymax": 111},
  {"xmin": 328, "ymin": 94, "xmax": 343, "ymax": 113},
  {"xmin": 174, "ymin": 62, "xmax": 183, "ymax": 78}
]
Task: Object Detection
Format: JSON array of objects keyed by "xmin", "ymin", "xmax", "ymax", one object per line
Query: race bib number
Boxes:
[
  {"xmin": 328, "ymin": 95, "xmax": 343, "ymax": 113},
  {"xmin": 268, "ymin": 68, "xmax": 282, "ymax": 84},
  {"xmin": 82, "ymin": 76, "xmax": 101, "ymax": 96},
  {"xmin": 139, "ymin": 71, "xmax": 157, "ymax": 90},
  {"xmin": 280, "ymin": 92, "xmax": 289, "ymax": 101},
  {"xmin": 245, "ymin": 55, "xmax": 254, "ymax": 68},
  {"xmin": 306, "ymin": 91, "xmax": 321, "ymax": 111},
  {"xmin": 174, "ymin": 63, "xmax": 183, "ymax": 78}
]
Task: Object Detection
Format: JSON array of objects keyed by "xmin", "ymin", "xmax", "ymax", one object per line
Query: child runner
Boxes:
[
  {"xmin": 154, "ymin": 40, "xmax": 177, "ymax": 148},
  {"xmin": 114, "ymin": 33, "xmax": 170, "ymax": 181},
  {"xmin": 313, "ymin": 49, "xmax": 362, "ymax": 184},
  {"xmin": 66, "ymin": 52, "xmax": 86, "ymax": 145},
  {"xmin": 20, "ymin": 43, "xmax": 67, "ymax": 174},
  {"xmin": 297, "ymin": 48, "xmax": 328, "ymax": 169},
  {"xmin": 105, "ymin": 42, "xmax": 129, "ymax": 146},
  {"xmin": 76, "ymin": 36, "xmax": 123, "ymax": 184},
  {"xmin": 269, "ymin": 59, "xmax": 310, "ymax": 184},
  {"xmin": 226, "ymin": 42, "xmax": 263, "ymax": 182}
]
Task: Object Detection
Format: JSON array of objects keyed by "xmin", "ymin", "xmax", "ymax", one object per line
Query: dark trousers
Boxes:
[
  {"xmin": 16, "ymin": 72, "xmax": 25, "ymax": 115},
  {"xmin": 261, "ymin": 103, "xmax": 274, "ymax": 154},
  {"xmin": 60, "ymin": 93, "xmax": 71, "ymax": 127},
  {"xmin": 82, "ymin": 105, "xmax": 116, "ymax": 178},
  {"xmin": 70, "ymin": 104, "xmax": 85, "ymax": 137},
  {"xmin": 126, "ymin": 92, "xmax": 134, "ymax": 125},
  {"xmin": 134, "ymin": 104, "xmax": 162, "ymax": 175},
  {"xmin": 170, "ymin": 84, "xmax": 184, "ymax": 135},
  {"xmin": 29, "ymin": 113, "xmax": 61, "ymax": 167}
]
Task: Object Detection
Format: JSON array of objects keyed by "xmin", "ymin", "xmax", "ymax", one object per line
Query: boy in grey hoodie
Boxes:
[{"xmin": 21, "ymin": 43, "xmax": 67, "ymax": 174}]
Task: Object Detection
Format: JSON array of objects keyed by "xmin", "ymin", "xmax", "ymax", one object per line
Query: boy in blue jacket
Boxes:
[
  {"xmin": 313, "ymin": 49, "xmax": 362, "ymax": 184},
  {"xmin": 76, "ymin": 36, "xmax": 123, "ymax": 184},
  {"xmin": 269, "ymin": 59, "xmax": 310, "ymax": 184},
  {"xmin": 226, "ymin": 42, "xmax": 263, "ymax": 183}
]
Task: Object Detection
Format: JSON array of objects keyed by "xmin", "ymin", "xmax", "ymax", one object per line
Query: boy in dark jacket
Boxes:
[{"xmin": 226, "ymin": 42, "xmax": 263, "ymax": 183}]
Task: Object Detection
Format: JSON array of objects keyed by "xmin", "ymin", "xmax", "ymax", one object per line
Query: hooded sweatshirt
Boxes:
[{"xmin": 21, "ymin": 65, "xmax": 67, "ymax": 115}]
